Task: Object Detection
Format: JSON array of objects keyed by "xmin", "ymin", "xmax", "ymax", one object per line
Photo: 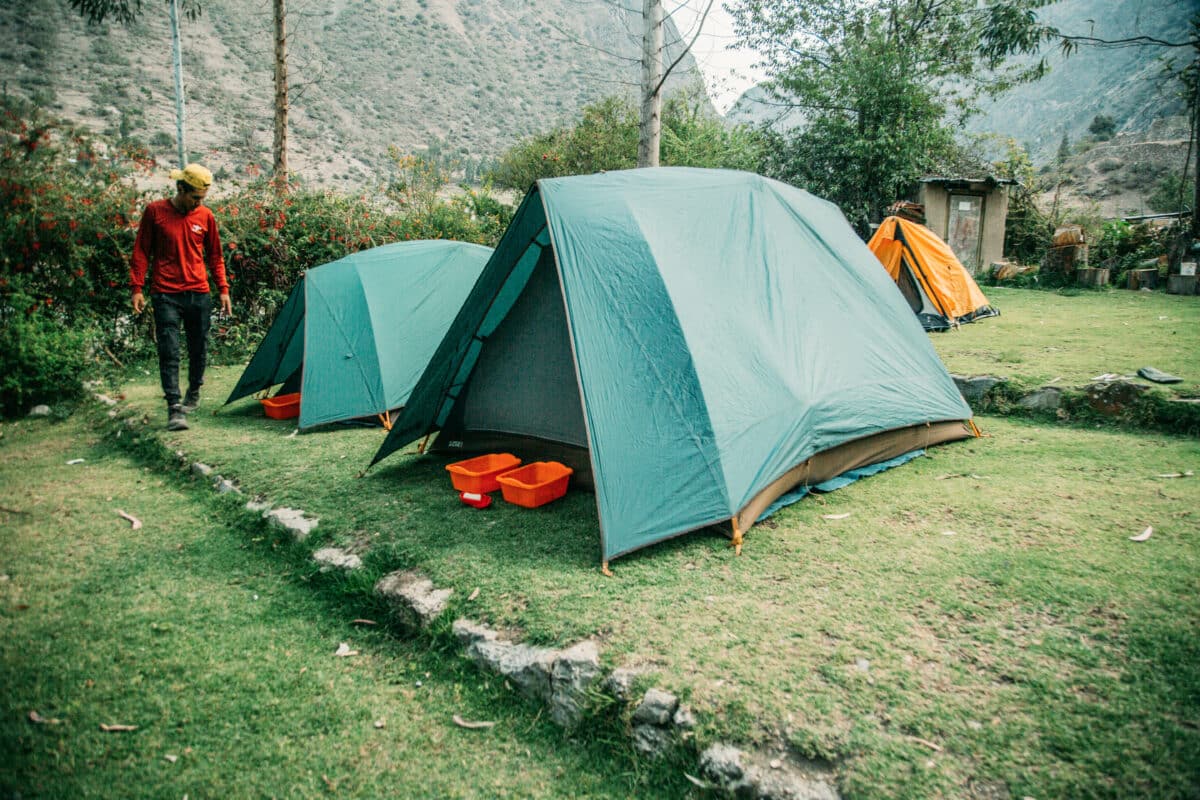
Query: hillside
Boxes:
[
  {"xmin": 966, "ymin": 0, "xmax": 1192, "ymax": 163},
  {"xmin": 0, "ymin": 0, "xmax": 705, "ymax": 188}
]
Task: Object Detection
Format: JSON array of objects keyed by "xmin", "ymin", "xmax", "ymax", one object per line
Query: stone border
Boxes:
[
  {"xmin": 131, "ymin": 413, "xmax": 839, "ymax": 798},
  {"xmin": 951, "ymin": 373, "xmax": 1199, "ymax": 433}
]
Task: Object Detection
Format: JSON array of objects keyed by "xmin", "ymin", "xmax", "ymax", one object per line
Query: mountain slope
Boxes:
[
  {"xmin": 0, "ymin": 0, "xmax": 704, "ymax": 187},
  {"xmin": 966, "ymin": 0, "xmax": 1192, "ymax": 162}
]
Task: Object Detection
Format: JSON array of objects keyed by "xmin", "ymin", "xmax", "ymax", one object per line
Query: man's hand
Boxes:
[
  {"xmin": 132, "ymin": 291, "xmax": 146, "ymax": 314},
  {"xmin": 219, "ymin": 292, "xmax": 232, "ymax": 316}
]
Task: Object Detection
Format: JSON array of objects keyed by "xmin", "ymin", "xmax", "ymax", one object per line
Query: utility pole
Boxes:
[
  {"xmin": 272, "ymin": 0, "xmax": 290, "ymax": 193},
  {"xmin": 169, "ymin": 0, "xmax": 186, "ymax": 167},
  {"xmin": 637, "ymin": 0, "xmax": 662, "ymax": 168}
]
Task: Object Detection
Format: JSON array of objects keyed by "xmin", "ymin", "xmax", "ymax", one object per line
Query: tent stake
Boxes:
[
  {"xmin": 730, "ymin": 516, "xmax": 743, "ymax": 556},
  {"xmin": 601, "ymin": 561, "xmax": 614, "ymax": 577},
  {"xmin": 378, "ymin": 410, "xmax": 393, "ymax": 431},
  {"xmin": 417, "ymin": 433, "xmax": 432, "ymax": 454}
]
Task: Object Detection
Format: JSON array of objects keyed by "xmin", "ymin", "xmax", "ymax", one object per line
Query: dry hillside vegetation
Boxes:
[{"xmin": 0, "ymin": 0, "xmax": 702, "ymax": 187}]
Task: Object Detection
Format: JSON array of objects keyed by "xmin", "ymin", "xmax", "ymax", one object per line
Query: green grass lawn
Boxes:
[
  {"xmin": 105, "ymin": 408, "xmax": 1199, "ymax": 793},
  {"xmin": 0, "ymin": 415, "xmax": 691, "ymax": 799},
  {"xmin": 931, "ymin": 286, "xmax": 1200, "ymax": 394},
  {"xmin": 7, "ymin": 286, "xmax": 1199, "ymax": 799}
]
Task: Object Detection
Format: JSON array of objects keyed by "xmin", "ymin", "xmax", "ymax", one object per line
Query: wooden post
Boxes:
[
  {"xmin": 272, "ymin": 0, "xmax": 290, "ymax": 193},
  {"xmin": 637, "ymin": 0, "xmax": 662, "ymax": 168}
]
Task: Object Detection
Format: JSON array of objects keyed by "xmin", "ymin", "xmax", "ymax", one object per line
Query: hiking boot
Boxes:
[
  {"xmin": 180, "ymin": 388, "xmax": 201, "ymax": 414},
  {"xmin": 166, "ymin": 405, "xmax": 190, "ymax": 431}
]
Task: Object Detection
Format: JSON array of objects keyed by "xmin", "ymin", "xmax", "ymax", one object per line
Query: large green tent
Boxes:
[
  {"xmin": 372, "ymin": 168, "xmax": 975, "ymax": 565},
  {"xmin": 225, "ymin": 240, "xmax": 492, "ymax": 429}
]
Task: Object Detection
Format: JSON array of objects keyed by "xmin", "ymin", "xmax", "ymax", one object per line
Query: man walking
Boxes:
[{"xmin": 130, "ymin": 163, "xmax": 232, "ymax": 431}]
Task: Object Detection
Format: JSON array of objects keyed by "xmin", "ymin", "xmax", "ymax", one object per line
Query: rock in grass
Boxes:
[
  {"xmin": 29, "ymin": 405, "xmax": 51, "ymax": 417},
  {"xmin": 191, "ymin": 462, "xmax": 213, "ymax": 478},
  {"xmin": 951, "ymin": 375, "xmax": 1003, "ymax": 404},
  {"xmin": 265, "ymin": 507, "xmax": 318, "ymax": 541},
  {"xmin": 313, "ymin": 547, "xmax": 363, "ymax": 572},
  {"xmin": 376, "ymin": 570, "xmax": 452, "ymax": 626},
  {"xmin": 699, "ymin": 744, "xmax": 841, "ymax": 800},
  {"xmin": 452, "ymin": 619, "xmax": 602, "ymax": 728},
  {"xmin": 1019, "ymin": 387, "xmax": 1062, "ymax": 411}
]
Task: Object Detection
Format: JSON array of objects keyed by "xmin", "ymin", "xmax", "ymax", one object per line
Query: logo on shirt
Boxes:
[{"xmin": 190, "ymin": 223, "xmax": 204, "ymax": 234}]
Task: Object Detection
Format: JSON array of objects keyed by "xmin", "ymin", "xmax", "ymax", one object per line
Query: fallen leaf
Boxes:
[
  {"xmin": 164, "ymin": 754, "xmax": 178, "ymax": 763},
  {"xmin": 467, "ymin": 587, "xmax": 481, "ymax": 601},
  {"xmin": 908, "ymin": 735, "xmax": 942, "ymax": 752},
  {"xmin": 116, "ymin": 510, "xmax": 143, "ymax": 530},
  {"xmin": 373, "ymin": 719, "xmax": 386, "ymax": 729},
  {"xmin": 334, "ymin": 642, "xmax": 359, "ymax": 657},
  {"xmin": 452, "ymin": 714, "xmax": 496, "ymax": 730},
  {"xmin": 99, "ymin": 723, "xmax": 137, "ymax": 732},
  {"xmin": 1129, "ymin": 526, "xmax": 1153, "ymax": 542},
  {"xmin": 822, "ymin": 513, "xmax": 851, "ymax": 520},
  {"xmin": 28, "ymin": 710, "xmax": 61, "ymax": 725},
  {"xmin": 351, "ymin": 618, "xmax": 377, "ymax": 626}
]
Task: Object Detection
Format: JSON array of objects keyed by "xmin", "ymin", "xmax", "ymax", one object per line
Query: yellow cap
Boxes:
[{"xmin": 169, "ymin": 163, "xmax": 213, "ymax": 189}]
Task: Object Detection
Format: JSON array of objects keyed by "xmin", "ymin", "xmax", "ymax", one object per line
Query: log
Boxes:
[
  {"xmin": 1126, "ymin": 268, "xmax": 1158, "ymax": 290},
  {"xmin": 1076, "ymin": 267, "xmax": 1109, "ymax": 287}
]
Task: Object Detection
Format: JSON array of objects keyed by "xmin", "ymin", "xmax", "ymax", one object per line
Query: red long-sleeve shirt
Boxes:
[{"xmin": 129, "ymin": 198, "xmax": 228, "ymax": 294}]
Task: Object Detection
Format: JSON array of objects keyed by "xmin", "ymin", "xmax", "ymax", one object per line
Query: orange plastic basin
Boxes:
[
  {"xmin": 495, "ymin": 461, "xmax": 574, "ymax": 508},
  {"xmin": 445, "ymin": 453, "xmax": 522, "ymax": 494},
  {"xmin": 260, "ymin": 392, "xmax": 301, "ymax": 420}
]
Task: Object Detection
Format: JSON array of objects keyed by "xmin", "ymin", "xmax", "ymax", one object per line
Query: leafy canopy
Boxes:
[
  {"xmin": 488, "ymin": 93, "xmax": 766, "ymax": 191},
  {"xmin": 727, "ymin": 0, "xmax": 1057, "ymax": 230}
]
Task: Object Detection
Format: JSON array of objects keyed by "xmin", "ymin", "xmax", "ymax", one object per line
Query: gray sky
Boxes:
[{"xmin": 667, "ymin": 1, "xmax": 766, "ymax": 113}]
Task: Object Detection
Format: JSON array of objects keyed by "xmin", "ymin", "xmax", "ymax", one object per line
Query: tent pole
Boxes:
[{"xmin": 730, "ymin": 516, "xmax": 743, "ymax": 556}]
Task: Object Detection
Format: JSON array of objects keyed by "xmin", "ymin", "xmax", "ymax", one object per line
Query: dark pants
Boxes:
[{"xmin": 152, "ymin": 291, "xmax": 212, "ymax": 407}]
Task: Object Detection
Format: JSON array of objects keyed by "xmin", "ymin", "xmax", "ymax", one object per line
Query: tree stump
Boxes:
[
  {"xmin": 1076, "ymin": 267, "xmax": 1109, "ymax": 287},
  {"xmin": 1167, "ymin": 274, "xmax": 1198, "ymax": 295},
  {"xmin": 1126, "ymin": 268, "xmax": 1158, "ymax": 290}
]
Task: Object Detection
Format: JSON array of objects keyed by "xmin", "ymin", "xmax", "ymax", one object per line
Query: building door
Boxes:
[{"xmin": 947, "ymin": 194, "xmax": 983, "ymax": 274}]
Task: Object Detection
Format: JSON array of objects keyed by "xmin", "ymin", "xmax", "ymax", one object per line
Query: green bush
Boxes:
[
  {"xmin": 488, "ymin": 92, "xmax": 767, "ymax": 191},
  {"xmin": 0, "ymin": 287, "xmax": 89, "ymax": 418},
  {"xmin": 0, "ymin": 99, "xmax": 515, "ymax": 370},
  {"xmin": 0, "ymin": 96, "xmax": 149, "ymax": 328}
]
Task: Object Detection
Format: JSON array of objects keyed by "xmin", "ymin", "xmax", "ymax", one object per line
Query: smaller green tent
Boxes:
[{"xmin": 225, "ymin": 240, "xmax": 492, "ymax": 429}]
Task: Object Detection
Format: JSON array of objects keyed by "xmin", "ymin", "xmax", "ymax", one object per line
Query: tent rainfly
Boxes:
[
  {"xmin": 867, "ymin": 215, "xmax": 1000, "ymax": 331},
  {"xmin": 225, "ymin": 240, "xmax": 493, "ymax": 429},
  {"xmin": 371, "ymin": 168, "xmax": 978, "ymax": 567}
]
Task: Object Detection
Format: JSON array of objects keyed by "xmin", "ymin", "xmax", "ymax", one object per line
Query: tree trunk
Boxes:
[
  {"xmin": 169, "ymin": 0, "xmax": 186, "ymax": 167},
  {"xmin": 272, "ymin": 0, "xmax": 289, "ymax": 193},
  {"xmin": 637, "ymin": 0, "xmax": 662, "ymax": 168}
]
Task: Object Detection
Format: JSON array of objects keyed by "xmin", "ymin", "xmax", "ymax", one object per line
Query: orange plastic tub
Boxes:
[
  {"xmin": 260, "ymin": 392, "xmax": 301, "ymax": 420},
  {"xmin": 496, "ymin": 461, "xmax": 574, "ymax": 508},
  {"xmin": 445, "ymin": 453, "xmax": 522, "ymax": 494}
]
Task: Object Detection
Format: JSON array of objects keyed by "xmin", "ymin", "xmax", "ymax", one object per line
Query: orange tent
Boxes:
[{"xmin": 867, "ymin": 216, "xmax": 999, "ymax": 331}]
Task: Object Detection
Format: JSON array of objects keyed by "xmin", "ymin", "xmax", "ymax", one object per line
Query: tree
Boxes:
[
  {"xmin": 1088, "ymin": 114, "xmax": 1116, "ymax": 140},
  {"xmin": 727, "ymin": 0, "xmax": 1058, "ymax": 229},
  {"xmin": 70, "ymin": 0, "xmax": 202, "ymax": 168},
  {"xmin": 1056, "ymin": 131, "xmax": 1071, "ymax": 165},
  {"xmin": 70, "ymin": 0, "xmax": 292, "ymax": 192},
  {"xmin": 488, "ymin": 93, "xmax": 765, "ymax": 191}
]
